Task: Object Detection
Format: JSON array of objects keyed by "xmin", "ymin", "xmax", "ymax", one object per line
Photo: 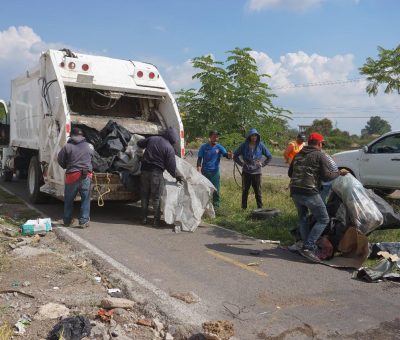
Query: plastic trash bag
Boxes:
[
  {"xmin": 47, "ymin": 315, "xmax": 91, "ymax": 340},
  {"xmin": 162, "ymin": 157, "xmax": 215, "ymax": 232},
  {"xmin": 332, "ymin": 175, "xmax": 383, "ymax": 234}
]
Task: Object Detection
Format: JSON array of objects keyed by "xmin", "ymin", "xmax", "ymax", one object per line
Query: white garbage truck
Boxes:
[{"xmin": 0, "ymin": 49, "xmax": 185, "ymax": 203}]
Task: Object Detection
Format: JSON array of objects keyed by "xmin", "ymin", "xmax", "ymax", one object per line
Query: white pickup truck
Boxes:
[
  {"xmin": 333, "ymin": 130, "xmax": 400, "ymax": 195},
  {"xmin": 0, "ymin": 49, "xmax": 184, "ymax": 203}
]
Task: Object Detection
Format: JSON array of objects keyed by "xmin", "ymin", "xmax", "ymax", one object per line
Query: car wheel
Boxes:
[{"xmin": 27, "ymin": 156, "xmax": 48, "ymax": 203}]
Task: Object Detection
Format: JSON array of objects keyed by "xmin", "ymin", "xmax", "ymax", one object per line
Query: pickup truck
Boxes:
[{"xmin": 333, "ymin": 130, "xmax": 400, "ymax": 195}]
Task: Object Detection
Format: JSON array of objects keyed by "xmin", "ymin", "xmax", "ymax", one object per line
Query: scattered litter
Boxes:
[
  {"xmin": 107, "ymin": 288, "xmax": 121, "ymax": 294},
  {"xmin": 34, "ymin": 302, "xmax": 70, "ymax": 320},
  {"xmin": 94, "ymin": 276, "xmax": 102, "ymax": 283},
  {"xmin": 352, "ymin": 258, "xmax": 400, "ymax": 283},
  {"xmin": 170, "ymin": 291, "xmax": 200, "ymax": 304},
  {"xmin": 247, "ymin": 262, "xmax": 260, "ymax": 267},
  {"xmin": 377, "ymin": 251, "xmax": 399, "ymax": 262},
  {"xmin": 136, "ymin": 319, "xmax": 153, "ymax": 327},
  {"xmin": 14, "ymin": 315, "xmax": 31, "ymax": 335},
  {"xmin": 11, "ymin": 280, "xmax": 20, "ymax": 287},
  {"xmin": 174, "ymin": 225, "xmax": 181, "ymax": 233},
  {"xmin": 76, "ymin": 260, "xmax": 87, "ymax": 268},
  {"xmin": 260, "ymin": 240, "xmax": 280, "ymax": 245},
  {"xmin": 22, "ymin": 281, "xmax": 31, "ymax": 287},
  {"xmin": 47, "ymin": 315, "xmax": 91, "ymax": 340},
  {"xmin": 53, "ymin": 286, "xmax": 60, "ymax": 290},
  {"xmin": 276, "ymin": 306, "xmax": 281, "ymax": 309},
  {"xmin": 97, "ymin": 308, "xmax": 114, "ymax": 322},
  {"xmin": 152, "ymin": 318, "xmax": 164, "ymax": 332},
  {"xmin": 202, "ymin": 320, "xmax": 234, "ymax": 340},
  {"xmin": 101, "ymin": 297, "xmax": 134, "ymax": 309},
  {"xmin": 21, "ymin": 218, "xmax": 52, "ymax": 236}
]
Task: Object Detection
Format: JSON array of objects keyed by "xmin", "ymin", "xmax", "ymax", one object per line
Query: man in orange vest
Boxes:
[{"xmin": 284, "ymin": 133, "xmax": 305, "ymax": 164}]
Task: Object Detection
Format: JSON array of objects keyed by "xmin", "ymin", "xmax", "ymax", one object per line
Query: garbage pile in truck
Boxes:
[
  {"xmin": 72, "ymin": 120, "xmax": 215, "ymax": 232},
  {"xmin": 294, "ymin": 174, "xmax": 400, "ymax": 282}
]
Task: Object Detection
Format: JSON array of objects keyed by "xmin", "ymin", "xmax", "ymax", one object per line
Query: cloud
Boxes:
[
  {"xmin": 163, "ymin": 59, "xmax": 197, "ymax": 91},
  {"xmin": 0, "ymin": 26, "xmax": 65, "ymax": 99},
  {"xmin": 247, "ymin": 0, "xmax": 323, "ymax": 12},
  {"xmin": 249, "ymin": 50, "xmax": 399, "ymax": 133}
]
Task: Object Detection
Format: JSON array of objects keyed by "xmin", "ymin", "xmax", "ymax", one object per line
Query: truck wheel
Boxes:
[
  {"xmin": 27, "ymin": 156, "xmax": 48, "ymax": 203},
  {"xmin": 2, "ymin": 170, "xmax": 13, "ymax": 182},
  {"xmin": 373, "ymin": 188, "xmax": 396, "ymax": 197}
]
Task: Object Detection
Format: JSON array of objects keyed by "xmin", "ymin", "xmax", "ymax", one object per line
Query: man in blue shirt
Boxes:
[{"xmin": 197, "ymin": 130, "xmax": 232, "ymax": 208}]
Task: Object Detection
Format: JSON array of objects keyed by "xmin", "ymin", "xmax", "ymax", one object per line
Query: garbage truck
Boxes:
[{"xmin": 0, "ymin": 49, "xmax": 185, "ymax": 203}]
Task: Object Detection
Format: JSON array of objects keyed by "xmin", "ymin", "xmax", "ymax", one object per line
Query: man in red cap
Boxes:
[{"xmin": 288, "ymin": 132, "xmax": 348, "ymax": 261}]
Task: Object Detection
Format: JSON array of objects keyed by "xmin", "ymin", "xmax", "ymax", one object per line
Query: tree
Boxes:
[
  {"xmin": 306, "ymin": 118, "xmax": 333, "ymax": 136},
  {"xmin": 361, "ymin": 116, "xmax": 391, "ymax": 136},
  {"xmin": 176, "ymin": 48, "xmax": 288, "ymax": 142},
  {"xmin": 360, "ymin": 45, "xmax": 400, "ymax": 96}
]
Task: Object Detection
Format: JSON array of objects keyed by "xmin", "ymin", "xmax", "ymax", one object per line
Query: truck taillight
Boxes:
[
  {"xmin": 180, "ymin": 130, "xmax": 184, "ymax": 139},
  {"xmin": 149, "ymin": 72, "xmax": 155, "ymax": 79},
  {"xmin": 60, "ymin": 62, "xmax": 65, "ymax": 67},
  {"xmin": 65, "ymin": 123, "xmax": 71, "ymax": 134},
  {"xmin": 137, "ymin": 71, "xmax": 143, "ymax": 78},
  {"xmin": 181, "ymin": 148, "xmax": 185, "ymax": 157},
  {"xmin": 68, "ymin": 62, "xmax": 76, "ymax": 70},
  {"xmin": 82, "ymin": 64, "xmax": 89, "ymax": 71}
]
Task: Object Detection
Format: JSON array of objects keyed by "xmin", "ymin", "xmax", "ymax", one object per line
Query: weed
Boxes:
[{"xmin": 0, "ymin": 322, "xmax": 13, "ymax": 340}]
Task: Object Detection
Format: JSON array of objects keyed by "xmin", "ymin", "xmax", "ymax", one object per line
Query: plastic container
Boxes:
[{"xmin": 21, "ymin": 218, "xmax": 52, "ymax": 235}]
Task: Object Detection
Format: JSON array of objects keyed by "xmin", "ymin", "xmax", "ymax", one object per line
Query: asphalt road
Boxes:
[{"xmin": 2, "ymin": 178, "xmax": 400, "ymax": 339}]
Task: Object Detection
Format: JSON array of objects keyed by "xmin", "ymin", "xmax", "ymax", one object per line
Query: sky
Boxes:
[{"xmin": 0, "ymin": 0, "xmax": 399, "ymax": 134}]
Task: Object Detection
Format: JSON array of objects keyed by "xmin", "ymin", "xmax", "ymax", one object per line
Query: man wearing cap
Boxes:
[
  {"xmin": 197, "ymin": 131, "xmax": 232, "ymax": 208},
  {"xmin": 57, "ymin": 127, "xmax": 94, "ymax": 228},
  {"xmin": 284, "ymin": 133, "xmax": 306, "ymax": 164},
  {"xmin": 288, "ymin": 132, "xmax": 348, "ymax": 261}
]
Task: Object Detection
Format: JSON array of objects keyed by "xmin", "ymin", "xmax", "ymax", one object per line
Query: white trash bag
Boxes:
[
  {"xmin": 162, "ymin": 157, "xmax": 215, "ymax": 232},
  {"xmin": 332, "ymin": 175, "xmax": 383, "ymax": 234}
]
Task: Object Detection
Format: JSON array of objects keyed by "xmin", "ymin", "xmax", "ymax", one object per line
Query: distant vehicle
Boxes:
[
  {"xmin": 0, "ymin": 49, "xmax": 184, "ymax": 203},
  {"xmin": 333, "ymin": 130, "xmax": 400, "ymax": 195}
]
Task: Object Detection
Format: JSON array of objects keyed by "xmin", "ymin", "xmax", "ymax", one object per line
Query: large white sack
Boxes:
[
  {"xmin": 162, "ymin": 157, "xmax": 215, "ymax": 232},
  {"xmin": 332, "ymin": 174, "xmax": 383, "ymax": 234}
]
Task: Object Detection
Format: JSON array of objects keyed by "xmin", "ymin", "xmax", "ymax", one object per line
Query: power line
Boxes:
[{"xmin": 271, "ymin": 78, "xmax": 366, "ymax": 90}]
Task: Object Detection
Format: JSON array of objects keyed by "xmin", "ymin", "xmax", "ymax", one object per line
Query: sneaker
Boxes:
[
  {"xmin": 77, "ymin": 221, "xmax": 90, "ymax": 229},
  {"xmin": 62, "ymin": 219, "xmax": 77, "ymax": 227},
  {"xmin": 288, "ymin": 241, "xmax": 303, "ymax": 252},
  {"xmin": 300, "ymin": 248, "xmax": 321, "ymax": 263}
]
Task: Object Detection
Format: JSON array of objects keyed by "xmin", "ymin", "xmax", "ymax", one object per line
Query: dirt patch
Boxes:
[
  {"xmin": 202, "ymin": 320, "xmax": 234, "ymax": 340},
  {"xmin": 0, "ymin": 189, "xmax": 172, "ymax": 339},
  {"xmin": 258, "ymin": 323, "xmax": 316, "ymax": 339},
  {"xmin": 342, "ymin": 318, "xmax": 400, "ymax": 339}
]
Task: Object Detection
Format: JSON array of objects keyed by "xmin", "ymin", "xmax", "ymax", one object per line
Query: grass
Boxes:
[{"xmin": 210, "ymin": 177, "xmax": 400, "ymax": 248}]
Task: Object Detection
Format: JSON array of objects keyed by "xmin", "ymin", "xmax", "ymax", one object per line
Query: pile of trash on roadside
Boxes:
[
  {"xmin": 73, "ymin": 120, "xmax": 216, "ymax": 232},
  {"xmin": 292, "ymin": 174, "xmax": 400, "ymax": 282}
]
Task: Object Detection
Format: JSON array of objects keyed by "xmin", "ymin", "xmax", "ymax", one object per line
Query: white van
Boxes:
[{"xmin": 0, "ymin": 49, "xmax": 184, "ymax": 203}]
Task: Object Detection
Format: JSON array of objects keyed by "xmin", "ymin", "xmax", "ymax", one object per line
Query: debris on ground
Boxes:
[
  {"xmin": 34, "ymin": 302, "xmax": 70, "ymax": 320},
  {"xmin": 14, "ymin": 315, "xmax": 31, "ymax": 335},
  {"xmin": 260, "ymin": 240, "xmax": 280, "ymax": 245},
  {"xmin": 47, "ymin": 315, "xmax": 91, "ymax": 340},
  {"xmin": 97, "ymin": 308, "xmax": 114, "ymax": 322},
  {"xmin": 136, "ymin": 318, "xmax": 153, "ymax": 327},
  {"xmin": 202, "ymin": 320, "xmax": 234, "ymax": 340},
  {"xmin": 21, "ymin": 217, "xmax": 52, "ymax": 235},
  {"xmin": 101, "ymin": 296, "xmax": 135, "ymax": 309},
  {"xmin": 352, "ymin": 258, "xmax": 400, "ymax": 283},
  {"xmin": 247, "ymin": 262, "xmax": 260, "ymax": 267},
  {"xmin": 170, "ymin": 291, "xmax": 201, "ymax": 304}
]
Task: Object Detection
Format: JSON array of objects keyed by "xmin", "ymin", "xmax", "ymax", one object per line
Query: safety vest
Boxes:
[{"xmin": 285, "ymin": 141, "xmax": 304, "ymax": 164}]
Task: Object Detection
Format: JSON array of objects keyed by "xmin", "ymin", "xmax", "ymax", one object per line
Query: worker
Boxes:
[
  {"xmin": 233, "ymin": 128, "xmax": 272, "ymax": 210},
  {"xmin": 284, "ymin": 133, "xmax": 306, "ymax": 164},
  {"xmin": 288, "ymin": 132, "xmax": 348, "ymax": 261},
  {"xmin": 197, "ymin": 130, "xmax": 232, "ymax": 208},
  {"xmin": 57, "ymin": 127, "xmax": 94, "ymax": 228},
  {"xmin": 137, "ymin": 127, "xmax": 183, "ymax": 227}
]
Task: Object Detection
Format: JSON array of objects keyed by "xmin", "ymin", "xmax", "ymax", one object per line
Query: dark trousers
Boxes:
[
  {"xmin": 242, "ymin": 172, "xmax": 262, "ymax": 209},
  {"xmin": 140, "ymin": 169, "xmax": 164, "ymax": 223},
  {"xmin": 202, "ymin": 170, "xmax": 220, "ymax": 208},
  {"xmin": 64, "ymin": 177, "xmax": 91, "ymax": 225}
]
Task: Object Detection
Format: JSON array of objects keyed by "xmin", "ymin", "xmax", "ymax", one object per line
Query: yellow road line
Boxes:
[{"xmin": 206, "ymin": 250, "xmax": 268, "ymax": 277}]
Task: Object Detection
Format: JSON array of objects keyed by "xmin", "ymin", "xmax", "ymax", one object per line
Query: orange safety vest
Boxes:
[{"xmin": 284, "ymin": 141, "xmax": 304, "ymax": 164}]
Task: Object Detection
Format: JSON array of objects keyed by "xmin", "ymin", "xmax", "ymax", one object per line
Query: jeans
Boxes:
[
  {"xmin": 202, "ymin": 170, "xmax": 220, "ymax": 208},
  {"xmin": 291, "ymin": 193, "xmax": 330, "ymax": 251},
  {"xmin": 140, "ymin": 169, "xmax": 164, "ymax": 222},
  {"xmin": 320, "ymin": 180, "xmax": 333, "ymax": 204},
  {"xmin": 242, "ymin": 172, "xmax": 262, "ymax": 209},
  {"xmin": 64, "ymin": 176, "xmax": 91, "ymax": 225}
]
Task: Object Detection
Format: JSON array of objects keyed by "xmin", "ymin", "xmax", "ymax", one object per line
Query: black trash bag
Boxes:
[
  {"xmin": 100, "ymin": 120, "xmax": 131, "ymax": 146},
  {"xmin": 98, "ymin": 137, "xmax": 124, "ymax": 157},
  {"xmin": 47, "ymin": 315, "xmax": 91, "ymax": 340},
  {"xmin": 370, "ymin": 242, "xmax": 400, "ymax": 258},
  {"xmin": 367, "ymin": 190, "xmax": 400, "ymax": 230},
  {"xmin": 92, "ymin": 151, "xmax": 113, "ymax": 172},
  {"xmin": 72, "ymin": 123, "xmax": 103, "ymax": 150}
]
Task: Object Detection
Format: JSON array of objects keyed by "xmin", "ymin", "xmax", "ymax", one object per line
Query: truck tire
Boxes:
[
  {"xmin": 2, "ymin": 170, "xmax": 13, "ymax": 182},
  {"xmin": 27, "ymin": 156, "xmax": 48, "ymax": 203},
  {"xmin": 251, "ymin": 208, "xmax": 281, "ymax": 219}
]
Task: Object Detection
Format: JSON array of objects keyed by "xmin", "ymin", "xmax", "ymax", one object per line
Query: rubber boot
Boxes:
[{"xmin": 141, "ymin": 199, "xmax": 149, "ymax": 225}]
